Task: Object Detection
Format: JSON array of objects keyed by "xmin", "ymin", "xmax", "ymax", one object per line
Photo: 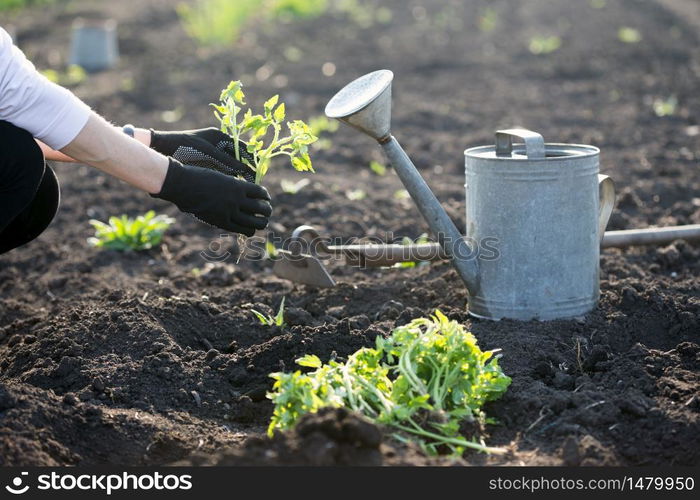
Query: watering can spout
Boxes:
[{"xmin": 325, "ymin": 70, "xmax": 481, "ymax": 296}]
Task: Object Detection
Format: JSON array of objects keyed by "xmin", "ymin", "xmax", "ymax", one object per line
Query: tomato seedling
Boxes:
[
  {"xmin": 212, "ymin": 80, "xmax": 318, "ymax": 184},
  {"xmin": 267, "ymin": 310, "xmax": 511, "ymax": 455}
]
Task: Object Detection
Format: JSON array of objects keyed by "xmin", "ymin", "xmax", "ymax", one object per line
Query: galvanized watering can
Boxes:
[{"xmin": 324, "ymin": 70, "xmax": 615, "ymax": 321}]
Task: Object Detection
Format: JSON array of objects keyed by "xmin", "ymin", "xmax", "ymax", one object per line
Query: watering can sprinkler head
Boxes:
[{"xmin": 325, "ymin": 69, "xmax": 393, "ymax": 142}]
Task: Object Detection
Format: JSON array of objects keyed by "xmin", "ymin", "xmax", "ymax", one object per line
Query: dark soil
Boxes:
[{"xmin": 1, "ymin": 0, "xmax": 698, "ymax": 466}]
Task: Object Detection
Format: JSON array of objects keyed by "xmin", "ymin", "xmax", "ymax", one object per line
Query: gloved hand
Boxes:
[
  {"xmin": 150, "ymin": 127, "xmax": 255, "ymax": 183},
  {"xmin": 152, "ymin": 158, "xmax": 271, "ymax": 236}
]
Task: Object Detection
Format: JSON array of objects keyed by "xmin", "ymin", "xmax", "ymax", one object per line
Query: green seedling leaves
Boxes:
[
  {"xmin": 88, "ymin": 210, "xmax": 174, "ymax": 251},
  {"xmin": 267, "ymin": 310, "xmax": 511, "ymax": 455},
  {"xmin": 213, "ymin": 80, "xmax": 318, "ymax": 184},
  {"xmin": 251, "ymin": 297, "xmax": 286, "ymax": 327},
  {"xmin": 297, "ymin": 354, "xmax": 323, "ymax": 368}
]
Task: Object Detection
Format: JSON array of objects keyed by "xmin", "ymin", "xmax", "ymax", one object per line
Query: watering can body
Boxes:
[
  {"xmin": 324, "ymin": 72, "xmax": 615, "ymax": 321},
  {"xmin": 464, "ymin": 129, "xmax": 614, "ymax": 320}
]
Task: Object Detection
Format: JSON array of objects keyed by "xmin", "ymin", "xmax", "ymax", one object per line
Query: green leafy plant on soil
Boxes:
[
  {"xmin": 618, "ymin": 26, "xmax": 641, "ymax": 43},
  {"xmin": 345, "ymin": 189, "xmax": 366, "ymax": 201},
  {"xmin": 528, "ymin": 35, "xmax": 562, "ymax": 54},
  {"xmin": 280, "ymin": 178, "xmax": 310, "ymax": 194},
  {"xmin": 273, "ymin": 0, "xmax": 327, "ymax": 20},
  {"xmin": 267, "ymin": 310, "xmax": 511, "ymax": 455},
  {"xmin": 478, "ymin": 7, "xmax": 498, "ymax": 32},
  {"xmin": 308, "ymin": 114, "xmax": 338, "ymax": 151},
  {"xmin": 251, "ymin": 297, "xmax": 286, "ymax": 327},
  {"xmin": 369, "ymin": 160, "xmax": 387, "ymax": 176},
  {"xmin": 177, "ymin": 0, "xmax": 262, "ymax": 46},
  {"xmin": 213, "ymin": 80, "xmax": 318, "ymax": 184},
  {"xmin": 394, "ymin": 233, "xmax": 430, "ymax": 269},
  {"xmin": 40, "ymin": 65, "xmax": 87, "ymax": 87},
  {"xmin": 652, "ymin": 96, "xmax": 677, "ymax": 117},
  {"xmin": 179, "ymin": 0, "xmax": 327, "ymax": 46},
  {"xmin": 264, "ymin": 240, "xmax": 280, "ymax": 260},
  {"xmin": 88, "ymin": 211, "xmax": 174, "ymax": 251},
  {"xmin": 0, "ymin": 0, "xmax": 52, "ymax": 12}
]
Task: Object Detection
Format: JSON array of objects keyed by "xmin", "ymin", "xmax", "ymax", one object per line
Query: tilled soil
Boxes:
[{"xmin": 0, "ymin": 0, "xmax": 698, "ymax": 466}]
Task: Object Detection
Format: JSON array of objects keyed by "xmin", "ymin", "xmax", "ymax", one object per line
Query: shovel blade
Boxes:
[{"xmin": 273, "ymin": 250, "xmax": 336, "ymax": 288}]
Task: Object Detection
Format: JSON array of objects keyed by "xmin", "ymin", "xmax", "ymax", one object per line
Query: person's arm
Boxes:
[
  {"xmin": 1, "ymin": 26, "xmax": 271, "ymax": 235},
  {"xmin": 37, "ymin": 127, "xmax": 152, "ymax": 162},
  {"xmin": 60, "ymin": 115, "xmax": 167, "ymax": 194}
]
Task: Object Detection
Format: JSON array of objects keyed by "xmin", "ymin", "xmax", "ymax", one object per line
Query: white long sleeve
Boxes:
[{"xmin": 0, "ymin": 26, "xmax": 91, "ymax": 150}]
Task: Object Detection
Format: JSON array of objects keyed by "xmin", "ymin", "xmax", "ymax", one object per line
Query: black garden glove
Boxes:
[
  {"xmin": 150, "ymin": 127, "xmax": 256, "ymax": 183},
  {"xmin": 152, "ymin": 158, "xmax": 271, "ymax": 236}
]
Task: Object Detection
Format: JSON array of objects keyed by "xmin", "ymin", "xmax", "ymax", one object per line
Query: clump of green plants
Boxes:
[
  {"xmin": 280, "ymin": 178, "xmax": 310, "ymax": 194},
  {"xmin": 40, "ymin": 64, "xmax": 87, "ymax": 87},
  {"xmin": 345, "ymin": 189, "xmax": 366, "ymax": 201},
  {"xmin": 369, "ymin": 160, "xmax": 387, "ymax": 176},
  {"xmin": 267, "ymin": 310, "xmax": 511, "ymax": 455},
  {"xmin": 177, "ymin": 0, "xmax": 262, "ymax": 46},
  {"xmin": 88, "ymin": 211, "xmax": 174, "ymax": 251},
  {"xmin": 528, "ymin": 35, "xmax": 561, "ymax": 55},
  {"xmin": 478, "ymin": 7, "xmax": 498, "ymax": 32},
  {"xmin": 179, "ymin": 0, "xmax": 329, "ymax": 46},
  {"xmin": 394, "ymin": 233, "xmax": 430, "ymax": 269},
  {"xmin": 213, "ymin": 80, "xmax": 318, "ymax": 184},
  {"xmin": 618, "ymin": 26, "xmax": 641, "ymax": 43},
  {"xmin": 653, "ymin": 96, "xmax": 677, "ymax": 117},
  {"xmin": 308, "ymin": 114, "xmax": 338, "ymax": 151},
  {"xmin": 272, "ymin": 0, "xmax": 327, "ymax": 20},
  {"xmin": 251, "ymin": 297, "xmax": 286, "ymax": 327},
  {"xmin": 0, "ymin": 0, "xmax": 52, "ymax": 12},
  {"xmin": 264, "ymin": 240, "xmax": 280, "ymax": 260}
]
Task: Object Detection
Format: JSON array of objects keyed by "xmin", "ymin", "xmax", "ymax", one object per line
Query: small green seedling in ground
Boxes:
[
  {"xmin": 0, "ymin": 0, "xmax": 53, "ymax": 12},
  {"xmin": 251, "ymin": 297, "xmax": 286, "ymax": 327},
  {"xmin": 272, "ymin": 0, "xmax": 327, "ymax": 20},
  {"xmin": 529, "ymin": 35, "xmax": 561, "ymax": 55},
  {"xmin": 653, "ymin": 96, "xmax": 677, "ymax": 117},
  {"xmin": 478, "ymin": 7, "xmax": 498, "ymax": 32},
  {"xmin": 394, "ymin": 233, "xmax": 430, "ymax": 269},
  {"xmin": 178, "ymin": 0, "xmax": 262, "ymax": 46},
  {"xmin": 346, "ymin": 189, "xmax": 366, "ymax": 201},
  {"xmin": 264, "ymin": 240, "xmax": 279, "ymax": 260},
  {"xmin": 618, "ymin": 27, "xmax": 641, "ymax": 43},
  {"xmin": 394, "ymin": 189, "xmax": 410, "ymax": 200},
  {"xmin": 336, "ymin": 0, "xmax": 381, "ymax": 28},
  {"xmin": 280, "ymin": 178, "xmax": 310, "ymax": 194},
  {"xmin": 369, "ymin": 161, "xmax": 387, "ymax": 176},
  {"xmin": 308, "ymin": 114, "xmax": 338, "ymax": 151},
  {"xmin": 88, "ymin": 211, "xmax": 174, "ymax": 251},
  {"xmin": 40, "ymin": 65, "xmax": 86, "ymax": 87},
  {"xmin": 213, "ymin": 80, "xmax": 318, "ymax": 185},
  {"xmin": 267, "ymin": 310, "xmax": 511, "ymax": 455}
]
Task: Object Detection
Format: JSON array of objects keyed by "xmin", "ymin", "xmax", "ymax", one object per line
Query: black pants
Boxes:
[{"xmin": 0, "ymin": 120, "xmax": 60, "ymax": 255}]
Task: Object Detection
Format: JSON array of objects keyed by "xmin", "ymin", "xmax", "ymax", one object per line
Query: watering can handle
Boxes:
[
  {"xmin": 495, "ymin": 129, "xmax": 546, "ymax": 159},
  {"xmin": 598, "ymin": 175, "xmax": 616, "ymax": 242}
]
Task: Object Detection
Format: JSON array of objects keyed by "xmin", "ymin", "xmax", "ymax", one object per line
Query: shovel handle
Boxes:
[{"xmin": 327, "ymin": 243, "xmax": 446, "ymax": 267}]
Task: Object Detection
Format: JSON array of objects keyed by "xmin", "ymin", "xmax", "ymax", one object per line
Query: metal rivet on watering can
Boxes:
[
  {"xmin": 464, "ymin": 129, "xmax": 615, "ymax": 320},
  {"xmin": 326, "ymin": 71, "xmax": 616, "ymax": 322},
  {"xmin": 69, "ymin": 18, "xmax": 119, "ymax": 72}
]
